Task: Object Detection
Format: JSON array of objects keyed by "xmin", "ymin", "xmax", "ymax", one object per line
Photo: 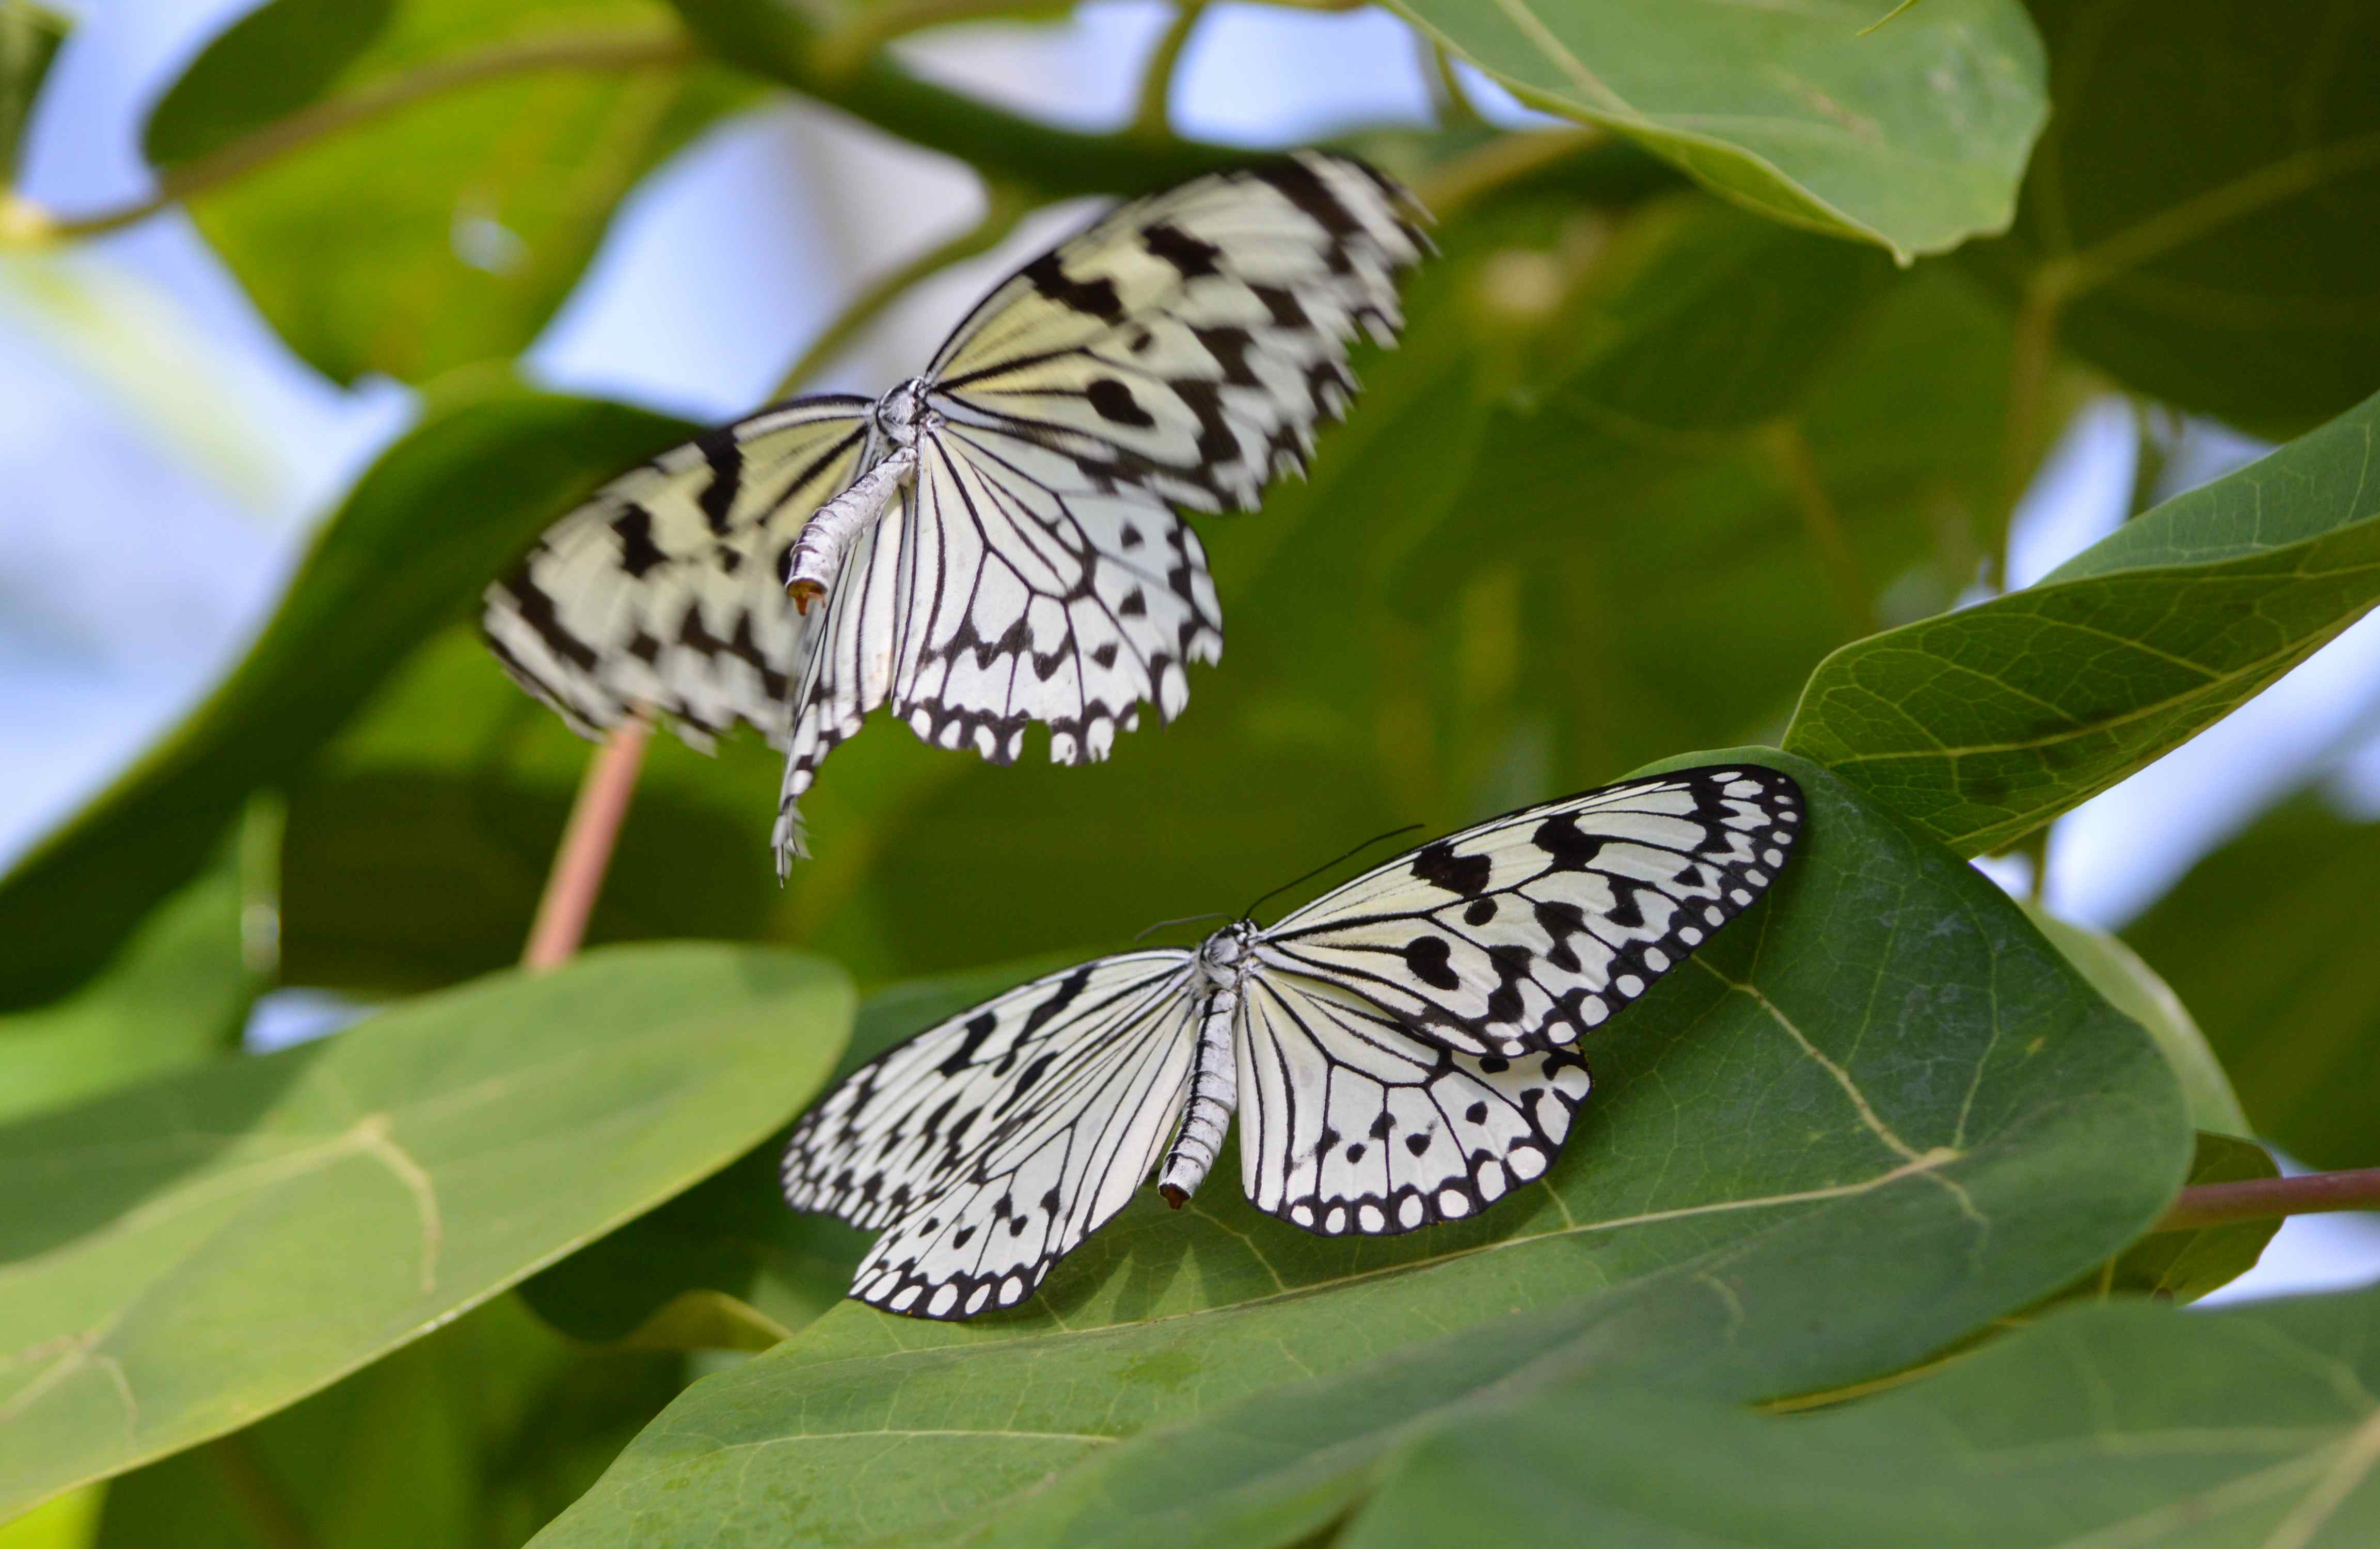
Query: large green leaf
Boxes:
[
  {"xmin": 529, "ymin": 751, "xmax": 2192, "ymax": 1548},
  {"xmin": 1964, "ymin": 0, "xmax": 2380, "ymax": 435},
  {"xmin": 152, "ymin": 1, "xmax": 750, "ymax": 384},
  {"xmin": 0, "ymin": 943, "xmax": 853, "ymax": 1518},
  {"xmin": 2125, "ymin": 798, "xmax": 2380, "ymax": 1171},
  {"xmin": 0, "ymin": 385, "xmax": 692, "ymax": 1012},
  {"xmin": 1783, "ymin": 389, "xmax": 2380, "ymax": 853},
  {"xmin": 1331, "ymin": 1284, "xmax": 2380, "ymax": 1547},
  {"xmin": 91, "ymin": 1294, "xmax": 681, "ymax": 1549},
  {"xmin": 0, "ymin": 859, "xmax": 252, "ymax": 1127},
  {"xmin": 1383, "ymin": 0, "xmax": 2046, "ymax": 261}
]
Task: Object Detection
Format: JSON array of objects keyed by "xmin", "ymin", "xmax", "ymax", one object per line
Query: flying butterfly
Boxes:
[
  {"xmin": 782, "ymin": 765, "xmax": 1804, "ymax": 1320},
  {"xmin": 481, "ymin": 152, "xmax": 1428, "ymax": 867}
]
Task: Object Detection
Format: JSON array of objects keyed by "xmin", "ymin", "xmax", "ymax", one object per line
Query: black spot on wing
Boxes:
[
  {"xmin": 1141, "ymin": 220, "xmax": 1222, "ymax": 278},
  {"xmin": 1022, "ymin": 251, "xmax": 1124, "ymax": 321},
  {"xmin": 610, "ymin": 502, "xmax": 667, "ymax": 578},
  {"xmin": 1411, "ymin": 841, "xmax": 1492, "ymax": 897}
]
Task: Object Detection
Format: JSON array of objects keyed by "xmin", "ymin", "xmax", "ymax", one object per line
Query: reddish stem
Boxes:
[
  {"xmin": 522, "ymin": 719, "xmax": 652, "ymax": 972},
  {"xmin": 2157, "ymin": 1167, "xmax": 2380, "ymax": 1232}
]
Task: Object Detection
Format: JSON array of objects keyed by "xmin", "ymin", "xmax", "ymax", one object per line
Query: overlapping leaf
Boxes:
[
  {"xmin": 2126, "ymin": 798, "xmax": 2380, "ymax": 1171},
  {"xmin": 529, "ymin": 751, "xmax": 2192, "ymax": 1547},
  {"xmin": 1784, "ymin": 389, "xmax": 2380, "ymax": 853},
  {"xmin": 1385, "ymin": 0, "xmax": 2046, "ymax": 260},
  {"xmin": 1966, "ymin": 0, "xmax": 2380, "ymax": 434},
  {"xmin": 0, "ymin": 943, "xmax": 852, "ymax": 1518},
  {"xmin": 1331, "ymin": 1284, "xmax": 2380, "ymax": 1547}
]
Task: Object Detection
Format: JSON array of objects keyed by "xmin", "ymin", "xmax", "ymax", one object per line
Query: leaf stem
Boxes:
[
  {"xmin": 2156, "ymin": 1167, "xmax": 2380, "ymax": 1232},
  {"xmin": 771, "ymin": 181, "xmax": 1038, "ymax": 399},
  {"xmin": 1132, "ymin": 1, "xmax": 1210, "ymax": 144},
  {"xmin": 522, "ymin": 718, "xmax": 652, "ymax": 973},
  {"xmin": 10, "ymin": 30, "xmax": 696, "ymax": 243}
]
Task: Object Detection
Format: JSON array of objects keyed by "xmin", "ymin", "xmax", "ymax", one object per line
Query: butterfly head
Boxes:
[
  {"xmin": 874, "ymin": 378, "xmax": 936, "ymax": 447},
  {"xmin": 1196, "ymin": 920, "xmax": 1262, "ymax": 985}
]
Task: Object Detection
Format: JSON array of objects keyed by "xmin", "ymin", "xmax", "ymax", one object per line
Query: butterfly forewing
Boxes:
[
  {"xmin": 926, "ymin": 154, "xmax": 1426, "ymax": 512},
  {"xmin": 1258, "ymin": 767, "xmax": 1804, "ymax": 1059},
  {"xmin": 782, "ymin": 953, "xmax": 1201, "ymax": 1319},
  {"xmin": 1236, "ymin": 972, "xmax": 1591, "ymax": 1237},
  {"xmin": 482, "ymin": 399, "xmax": 870, "ymax": 748}
]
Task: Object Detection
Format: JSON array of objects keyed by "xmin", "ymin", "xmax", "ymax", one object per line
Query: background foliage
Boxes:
[{"xmin": 3, "ymin": 0, "xmax": 2376, "ymax": 1543}]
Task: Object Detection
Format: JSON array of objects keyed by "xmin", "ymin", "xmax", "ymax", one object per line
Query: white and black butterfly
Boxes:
[
  {"xmin": 481, "ymin": 152, "xmax": 1427, "ymax": 868},
  {"xmin": 782, "ymin": 765, "xmax": 1803, "ymax": 1320}
]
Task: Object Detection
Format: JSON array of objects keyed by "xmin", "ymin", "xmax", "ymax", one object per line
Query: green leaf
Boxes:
[
  {"xmin": 90, "ymin": 1294, "xmax": 683, "ymax": 1549},
  {"xmin": 0, "ymin": 857, "xmax": 253, "ymax": 1128},
  {"xmin": 0, "ymin": 385, "xmax": 693, "ymax": 1013},
  {"xmin": 2024, "ymin": 904, "xmax": 2248, "ymax": 1135},
  {"xmin": 2125, "ymin": 798, "xmax": 2380, "ymax": 1170},
  {"xmin": 1963, "ymin": 0, "xmax": 2380, "ymax": 435},
  {"xmin": 0, "ymin": 1, "xmax": 70, "ymax": 182},
  {"xmin": 154, "ymin": 2, "xmax": 751, "ymax": 384},
  {"xmin": 528, "ymin": 751, "xmax": 2192, "ymax": 1548},
  {"xmin": 1782, "ymin": 389, "xmax": 2380, "ymax": 854},
  {"xmin": 1334, "ymin": 1285, "xmax": 2380, "ymax": 1548},
  {"xmin": 0, "ymin": 942, "xmax": 853, "ymax": 1518},
  {"xmin": 1382, "ymin": 0, "xmax": 2047, "ymax": 261},
  {"xmin": 140, "ymin": 0, "xmax": 396, "ymax": 166},
  {"xmin": 2094, "ymin": 1130, "xmax": 2279, "ymax": 1305}
]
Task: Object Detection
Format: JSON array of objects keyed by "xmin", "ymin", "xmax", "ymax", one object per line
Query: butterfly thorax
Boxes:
[
  {"xmin": 872, "ymin": 377, "xmax": 935, "ymax": 448},
  {"xmin": 786, "ymin": 382, "xmax": 940, "ymax": 612}
]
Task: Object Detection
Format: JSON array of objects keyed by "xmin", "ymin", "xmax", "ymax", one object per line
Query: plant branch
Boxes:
[
  {"xmin": 10, "ymin": 30, "xmax": 696, "ymax": 243},
  {"xmin": 671, "ymin": 0, "xmax": 1254, "ymax": 196},
  {"xmin": 1760, "ymin": 417, "xmax": 1870, "ymax": 639},
  {"xmin": 1422, "ymin": 41, "xmax": 1485, "ymax": 130},
  {"xmin": 1410, "ymin": 128, "xmax": 1604, "ymax": 217},
  {"xmin": 1133, "ymin": 2, "xmax": 1209, "ymax": 144},
  {"xmin": 2156, "ymin": 1167, "xmax": 2380, "ymax": 1233},
  {"xmin": 772, "ymin": 181, "xmax": 1038, "ymax": 399},
  {"xmin": 522, "ymin": 718, "xmax": 652, "ymax": 973}
]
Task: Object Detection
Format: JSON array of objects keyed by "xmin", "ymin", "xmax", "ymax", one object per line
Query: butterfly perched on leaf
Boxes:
[
  {"xmin": 481, "ymin": 152, "xmax": 1428, "ymax": 867},
  {"xmin": 781, "ymin": 765, "xmax": 1803, "ymax": 1320}
]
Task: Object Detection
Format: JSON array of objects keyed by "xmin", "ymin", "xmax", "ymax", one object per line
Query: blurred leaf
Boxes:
[
  {"xmin": 0, "ymin": 1487, "xmax": 97, "ymax": 1549},
  {"xmin": 156, "ymin": 1, "xmax": 751, "ymax": 384},
  {"xmin": 0, "ymin": 1, "xmax": 69, "ymax": 181},
  {"xmin": 1329, "ymin": 1285, "xmax": 2380, "ymax": 1548},
  {"xmin": 2125, "ymin": 798, "xmax": 2380, "ymax": 1170},
  {"xmin": 141, "ymin": 0, "xmax": 396, "ymax": 166},
  {"xmin": 1384, "ymin": 0, "xmax": 2046, "ymax": 260},
  {"xmin": 0, "ymin": 859, "xmax": 252, "ymax": 1126},
  {"xmin": 518, "ymin": 959, "xmax": 1043, "ymax": 1349},
  {"xmin": 1784, "ymin": 389, "xmax": 2380, "ymax": 853},
  {"xmin": 2095, "ymin": 1131, "xmax": 2279, "ymax": 1305},
  {"xmin": 91, "ymin": 1294, "xmax": 682, "ymax": 1549},
  {"xmin": 0, "ymin": 385, "xmax": 692, "ymax": 1013},
  {"xmin": 2024, "ymin": 904, "xmax": 2248, "ymax": 1135},
  {"xmin": 1965, "ymin": 0, "xmax": 2380, "ymax": 436},
  {"xmin": 0, "ymin": 943, "xmax": 853, "ymax": 1518},
  {"xmin": 529, "ymin": 750, "xmax": 2193, "ymax": 1548}
]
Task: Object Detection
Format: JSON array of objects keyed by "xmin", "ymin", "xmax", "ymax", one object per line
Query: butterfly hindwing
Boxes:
[
  {"xmin": 782, "ymin": 953, "xmax": 1201, "ymax": 1320},
  {"xmin": 482, "ymin": 399, "xmax": 869, "ymax": 748},
  {"xmin": 1236, "ymin": 972, "xmax": 1592, "ymax": 1236},
  {"xmin": 1258, "ymin": 767, "xmax": 1805, "ymax": 1059}
]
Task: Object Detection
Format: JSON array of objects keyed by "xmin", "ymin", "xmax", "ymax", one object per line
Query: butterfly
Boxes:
[
  {"xmin": 480, "ymin": 151, "xmax": 1427, "ymax": 868},
  {"xmin": 781, "ymin": 764, "xmax": 1803, "ymax": 1320}
]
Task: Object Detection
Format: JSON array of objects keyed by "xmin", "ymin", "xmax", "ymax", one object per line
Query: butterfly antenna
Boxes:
[
  {"xmin": 1132, "ymin": 911, "xmax": 1228, "ymax": 943},
  {"xmin": 1242, "ymin": 823, "xmax": 1425, "ymax": 924}
]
